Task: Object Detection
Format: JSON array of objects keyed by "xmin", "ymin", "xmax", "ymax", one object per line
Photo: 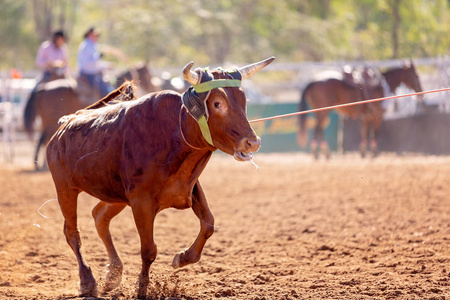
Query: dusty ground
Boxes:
[{"xmin": 0, "ymin": 143, "xmax": 450, "ymax": 299}]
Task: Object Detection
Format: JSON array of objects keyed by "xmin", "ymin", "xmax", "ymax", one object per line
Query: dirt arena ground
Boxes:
[{"xmin": 1, "ymin": 142, "xmax": 450, "ymax": 299}]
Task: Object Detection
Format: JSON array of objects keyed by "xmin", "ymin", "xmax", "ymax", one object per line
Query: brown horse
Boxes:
[
  {"xmin": 298, "ymin": 67, "xmax": 384, "ymax": 159},
  {"xmin": 24, "ymin": 64, "xmax": 154, "ymax": 170},
  {"xmin": 115, "ymin": 63, "xmax": 156, "ymax": 95}
]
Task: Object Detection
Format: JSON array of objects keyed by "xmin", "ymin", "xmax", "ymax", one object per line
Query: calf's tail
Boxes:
[{"xmin": 84, "ymin": 81, "xmax": 137, "ymax": 110}]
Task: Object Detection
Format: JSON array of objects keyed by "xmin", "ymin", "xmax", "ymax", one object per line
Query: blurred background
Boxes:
[
  {"xmin": 0, "ymin": 0, "xmax": 449, "ymax": 160},
  {"xmin": 1, "ymin": 0, "xmax": 449, "ymax": 68}
]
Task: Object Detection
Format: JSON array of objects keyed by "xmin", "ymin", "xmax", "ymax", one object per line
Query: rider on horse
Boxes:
[
  {"xmin": 34, "ymin": 30, "xmax": 69, "ymax": 85},
  {"xmin": 77, "ymin": 27, "xmax": 114, "ymax": 98}
]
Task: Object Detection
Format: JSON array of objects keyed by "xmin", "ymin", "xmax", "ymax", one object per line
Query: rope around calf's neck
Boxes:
[{"xmin": 179, "ymin": 106, "xmax": 208, "ymax": 151}]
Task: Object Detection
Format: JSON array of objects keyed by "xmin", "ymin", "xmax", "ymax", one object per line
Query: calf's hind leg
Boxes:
[
  {"xmin": 57, "ymin": 186, "xmax": 98, "ymax": 297},
  {"xmin": 92, "ymin": 202, "xmax": 127, "ymax": 292},
  {"xmin": 172, "ymin": 181, "xmax": 215, "ymax": 268}
]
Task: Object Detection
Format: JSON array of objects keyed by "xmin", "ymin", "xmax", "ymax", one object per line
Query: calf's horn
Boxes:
[
  {"xmin": 183, "ymin": 61, "xmax": 201, "ymax": 85},
  {"xmin": 238, "ymin": 56, "xmax": 275, "ymax": 80}
]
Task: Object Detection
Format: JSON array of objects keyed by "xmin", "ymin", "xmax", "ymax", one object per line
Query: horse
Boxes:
[
  {"xmin": 297, "ymin": 66, "xmax": 384, "ymax": 159},
  {"xmin": 115, "ymin": 63, "xmax": 157, "ymax": 96},
  {"xmin": 23, "ymin": 64, "xmax": 154, "ymax": 170}
]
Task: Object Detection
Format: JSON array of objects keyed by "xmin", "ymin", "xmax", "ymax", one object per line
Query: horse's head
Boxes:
[
  {"xmin": 402, "ymin": 60, "xmax": 423, "ymax": 102},
  {"xmin": 182, "ymin": 57, "xmax": 274, "ymax": 161},
  {"xmin": 402, "ymin": 60, "xmax": 423, "ymax": 93},
  {"xmin": 135, "ymin": 63, "xmax": 156, "ymax": 94}
]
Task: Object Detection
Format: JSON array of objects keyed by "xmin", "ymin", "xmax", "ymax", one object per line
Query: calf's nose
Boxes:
[{"xmin": 244, "ymin": 136, "xmax": 261, "ymax": 152}]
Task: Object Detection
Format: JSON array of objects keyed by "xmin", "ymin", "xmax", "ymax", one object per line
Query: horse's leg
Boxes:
[
  {"xmin": 321, "ymin": 140, "xmax": 330, "ymax": 159},
  {"xmin": 318, "ymin": 127, "xmax": 330, "ymax": 160},
  {"xmin": 367, "ymin": 121, "xmax": 376, "ymax": 157},
  {"xmin": 92, "ymin": 202, "xmax": 127, "ymax": 292},
  {"xmin": 371, "ymin": 116, "xmax": 383, "ymax": 157},
  {"xmin": 130, "ymin": 198, "xmax": 157, "ymax": 299},
  {"xmin": 310, "ymin": 138, "xmax": 318, "ymax": 159},
  {"xmin": 57, "ymin": 186, "xmax": 98, "ymax": 296},
  {"xmin": 312, "ymin": 122, "xmax": 322, "ymax": 160},
  {"xmin": 313, "ymin": 112, "xmax": 330, "ymax": 159},
  {"xmin": 34, "ymin": 127, "xmax": 53, "ymax": 170},
  {"xmin": 172, "ymin": 182, "xmax": 214, "ymax": 268},
  {"xmin": 34, "ymin": 132, "xmax": 46, "ymax": 170},
  {"xmin": 360, "ymin": 119, "xmax": 368, "ymax": 158}
]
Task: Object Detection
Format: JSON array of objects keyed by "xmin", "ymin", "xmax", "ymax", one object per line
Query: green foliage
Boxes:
[
  {"xmin": 0, "ymin": 0, "xmax": 38, "ymax": 69},
  {"xmin": 0, "ymin": 0, "xmax": 448, "ymax": 71}
]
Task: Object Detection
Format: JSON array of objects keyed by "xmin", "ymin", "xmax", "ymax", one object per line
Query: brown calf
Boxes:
[{"xmin": 46, "ymin": 57, "xmax": 274, "ymax": 298}]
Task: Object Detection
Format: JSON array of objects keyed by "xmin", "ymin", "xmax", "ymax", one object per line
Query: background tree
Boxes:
[
  {"xmin": 0, "ymin": 0, "xmax": 35, "ymax": 69},
  {"xmin": 391, "ymin": 0, "xmax": 400, "ymax": 58},
  {"xmin": 0, "ymin": 0, "xmax": 448, "ymax": 70},
  {"xmin": 32, "ymin": 0, "xmax": 78, "ymax": 42}
]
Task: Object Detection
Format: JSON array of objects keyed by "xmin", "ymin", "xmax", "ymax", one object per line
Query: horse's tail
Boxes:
[
  {"xmin": 23, "ymin": 90, "xmax": 37, "ymax": 140},
  {"xmin": 297, "ymin": 82, "xmax": 313, "ymax": 148},
  {"xmin": 84, "ymin": 81, "xmax": 137, "ymax": 110}
]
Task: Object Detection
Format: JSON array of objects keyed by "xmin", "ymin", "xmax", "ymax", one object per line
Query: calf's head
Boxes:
[{"xmin": 182, "ymin": 57, "xmax": 274, "ymax": 161}]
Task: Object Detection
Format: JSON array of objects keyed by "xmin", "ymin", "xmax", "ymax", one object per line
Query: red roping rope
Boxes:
[{"xmin": 249, "ymin": 87, "xmax": 450, "ymax": 123}]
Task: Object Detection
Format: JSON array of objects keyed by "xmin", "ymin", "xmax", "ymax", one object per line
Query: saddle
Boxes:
[
  {"xmin": 341, "ymin": 65, "xmax": 361, "ymax": 88},
  {"xmin": 36, "ymin": 77, "xmax": 77, "ymax": 92},
  {"xmin": 361, "ymin": 66, "xmax": 382, "ymax": 88}
]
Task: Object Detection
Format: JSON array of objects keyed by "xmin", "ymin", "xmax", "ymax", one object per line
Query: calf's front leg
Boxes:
[
  {"xmin": 172, "ymin": 181, "xmax": 215, "ymax": 268},
  {"xmin": 130, "ymin": 198, "xmax": 157, "ymax": 299}
]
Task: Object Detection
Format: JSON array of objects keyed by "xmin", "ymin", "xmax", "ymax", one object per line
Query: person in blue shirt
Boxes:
[{"xmin": 77, "ymin": 27, "xmax": 113, "ymax": 97}]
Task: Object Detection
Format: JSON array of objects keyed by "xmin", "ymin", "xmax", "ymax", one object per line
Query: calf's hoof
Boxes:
[
  {"xmin": 172, "ymin": 248, "xmax": 200, "ymax": 269},
  {"xmin": 103, "ymin": 263, "xmax": 123, "ymax": 292},
  {"xmin": 137, "ymin": 290, "xmax": 147, "ymax": 300},
  {"xmin": 172, "ymin": 251, "xmax": 183, "ymax": 269},
  {"xmin": 136, "ymin": 278, "xmax": 149, "ymax": 299},
  {"xmin": 79, "ymin": 281, "xmax": 98, "ymax": 298},
  {"xmin": 172, "ymin": 248, "xmax": 190, "ymax": 269}
]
